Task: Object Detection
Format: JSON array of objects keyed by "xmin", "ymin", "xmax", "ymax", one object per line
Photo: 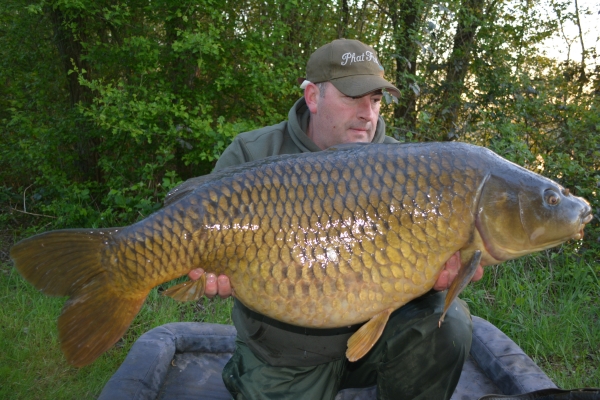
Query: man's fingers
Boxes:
[
  {"xmin": 217, "ymin": 275, "xmax": 232, "ymax": 299},
  {"xmin": 445, "ymin": 252, "xmax": 461, "ymax": 273},
  {"xmin": 471, "ymin": 265, "xmax": 484, "ymax": 282},
  {"xmin": 188, "ymin": 268, "xmax": 204, "ymax": 281},
  {"xmin": 440, "ymin": 253, "xmax": 460, "ymax": 289},
  {"xmin": 433, "ymin": 270, "xmax": 450, "ymax": 291},
  {"xmin": 186, "ymin": 269, "xmax": 232, "ymax": 299},
  {"xmin": 204, "ymin": 273, "xmax": 218, "ymax": 298},
  {"xmin": 204, "ymin": 274, "xmax": 232, "ymax": 299}
]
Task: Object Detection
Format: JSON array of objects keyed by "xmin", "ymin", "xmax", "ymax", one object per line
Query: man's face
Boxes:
[{"xmin": 305, "ymin": 82, "xmax": 383, "ymax": 150}]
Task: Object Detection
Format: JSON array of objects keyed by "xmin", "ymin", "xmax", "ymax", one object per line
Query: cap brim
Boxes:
[{"xmin": 330, "ymin": 75, "xmax": 401, "ymax": 98}]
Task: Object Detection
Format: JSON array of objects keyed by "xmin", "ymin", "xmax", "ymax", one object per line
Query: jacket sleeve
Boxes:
[
  {"xmin": 213, "ymin": 121, "xmax": 292, "ymax": 172},
  {"xmin": 213, "ymin": 137, "xmax": 253, "ymax": 172}
]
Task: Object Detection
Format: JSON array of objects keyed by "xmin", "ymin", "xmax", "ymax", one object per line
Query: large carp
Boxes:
[{"xmin": 11, "ymin": 143, "xmax": 592, "ymax": 367}]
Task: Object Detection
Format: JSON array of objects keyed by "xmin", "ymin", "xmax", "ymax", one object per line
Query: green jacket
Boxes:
[{"xmin": 214, "ymin": 97, "xmax": 399, "ymax": 367}]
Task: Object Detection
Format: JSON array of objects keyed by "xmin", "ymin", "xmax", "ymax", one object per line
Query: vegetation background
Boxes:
[{"xmin": 0, "ymin": 0, "xmax": 598, "ymax": 398}]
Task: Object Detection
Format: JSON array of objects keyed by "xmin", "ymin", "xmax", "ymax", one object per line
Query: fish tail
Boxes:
[{"xmin": 10, "ymin": 229, "xmax": 148, "ymax": 367}]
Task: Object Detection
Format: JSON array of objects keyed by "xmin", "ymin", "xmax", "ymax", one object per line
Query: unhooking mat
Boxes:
[{"xmin": 99, "ymin": 316, "xmax": 557, "ymax": 399}]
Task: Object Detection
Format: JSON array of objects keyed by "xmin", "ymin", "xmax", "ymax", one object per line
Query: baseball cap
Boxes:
[{"xmin": 299, "ymin": 39, "xmax": 400, "ymax": 98}]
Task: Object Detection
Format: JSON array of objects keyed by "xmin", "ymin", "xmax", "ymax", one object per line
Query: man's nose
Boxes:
[{"xmin": 356, "ymin": 96, "xmax": 375, "ymax": 120}]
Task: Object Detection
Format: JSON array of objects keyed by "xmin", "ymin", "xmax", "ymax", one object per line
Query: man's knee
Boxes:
[
  {"xmin": 223, "ymin": 339, "xmax": 346, "ymax": 400},
  {"xmin": 373, "ymin": 297, "xmax": 472, "ymax": 400},
  {"xmin": 382, "ymin": 294, "xmax": 473, "ymax": 364}
]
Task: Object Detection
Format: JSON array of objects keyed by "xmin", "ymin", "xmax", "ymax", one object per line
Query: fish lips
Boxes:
[{"xmin": 575, "ymin": 207, "xmax": 594, "ymax": 240}]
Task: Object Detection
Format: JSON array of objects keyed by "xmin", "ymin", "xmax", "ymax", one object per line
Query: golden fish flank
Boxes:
[{"xmin": 11, "ymin": 142, "xmax": 593, "ymax": 367}]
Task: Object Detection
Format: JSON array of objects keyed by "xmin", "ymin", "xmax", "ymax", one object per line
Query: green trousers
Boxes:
[{"xmin": 222, "ymin": 291, "xmax": 472, "ymax": 400}]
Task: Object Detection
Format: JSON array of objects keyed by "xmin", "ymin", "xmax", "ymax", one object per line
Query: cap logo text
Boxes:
[{"xmin": 340, "ymin": 51, "xmax": 380, "ymax": 66}]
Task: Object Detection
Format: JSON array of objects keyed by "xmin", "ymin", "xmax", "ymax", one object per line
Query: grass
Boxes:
[
  {"xmin": 1, "ymin": 228, "xmax": 598, "ymax": 398},
  {"xmin": 462, "ymin": 251, "xmax": 600, "ymax": 388}
]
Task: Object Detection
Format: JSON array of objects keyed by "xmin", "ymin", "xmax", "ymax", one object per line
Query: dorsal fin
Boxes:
[
  {"xmin": 164, "ymin": 175, "xmax": 214, "ymax": 207},
  {"xmin": 164, "ymin": 162, "xmax": 261, "ymax": 206}
]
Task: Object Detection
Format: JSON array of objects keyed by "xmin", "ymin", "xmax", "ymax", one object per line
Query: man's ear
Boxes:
[{"xmin": 304, "ymin": 82, "xmax": 320, "ymax": 114}]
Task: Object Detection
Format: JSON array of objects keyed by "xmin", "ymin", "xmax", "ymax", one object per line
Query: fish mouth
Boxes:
[
  {"xmin": 581, "ymin": 209, "xmax": 593, "ymax": 225},
  {"xmin": 574, "ymin": 208, "xmax": 594, "ymax": 240}
]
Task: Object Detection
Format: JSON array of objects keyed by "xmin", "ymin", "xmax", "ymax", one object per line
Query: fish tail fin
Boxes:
[
  {"xmin": 59, "ymin": 281, "xmax": 146, "ymax": 367},
  {"xmin": 10, "ymin": 229, "xmax": 148, "ymax": 367}
]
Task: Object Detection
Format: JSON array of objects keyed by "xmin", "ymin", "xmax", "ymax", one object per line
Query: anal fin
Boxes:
[
  {"xmin": 439, "ymin": 250, "xmax": 482, "ymax": 327},
  {"xmin": 346, "ymin": 308, "xmax": 394, "ymax": 362},
  {"xmin": 162, "ymin": 274, "xmax": 206, "ymax": 302}
]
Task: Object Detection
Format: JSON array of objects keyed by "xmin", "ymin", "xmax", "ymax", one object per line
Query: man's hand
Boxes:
[
  {"xmin": 188, "ymin": 269, "xmax": 232, "ymax": 299},
  {"xmin": 433, "ymin": 251, "xmax": 484, "ymax": 291}
]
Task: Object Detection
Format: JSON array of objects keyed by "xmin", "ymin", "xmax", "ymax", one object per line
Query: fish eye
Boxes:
[{"xmin": 544, "ymin": 189, "xmax": 561, "ymax": 206}]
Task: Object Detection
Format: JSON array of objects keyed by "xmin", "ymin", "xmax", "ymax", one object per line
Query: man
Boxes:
[{"xmin": 188, "ymin": 39, "xmax": 483, "ymax": 399}]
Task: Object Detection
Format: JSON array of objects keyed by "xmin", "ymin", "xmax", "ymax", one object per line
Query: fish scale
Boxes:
[{"xmin": 10, "ymin": 142, "xmax": 592, "ymax": 367}]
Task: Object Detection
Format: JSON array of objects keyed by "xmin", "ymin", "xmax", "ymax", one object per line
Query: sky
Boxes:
[{"xmin": 538, "ymin": 0, "xmax": 599, "ymax": 68}]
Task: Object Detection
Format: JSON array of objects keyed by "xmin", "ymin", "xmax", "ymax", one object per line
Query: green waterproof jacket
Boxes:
[{"xmin": 213, "ymin": 97, "xmax": 399, "ymax": 367}]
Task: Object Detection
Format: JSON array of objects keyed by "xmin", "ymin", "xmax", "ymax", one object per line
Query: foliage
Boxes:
[{"xmin": 0, "ymin": 0, "xmax": 326, "ymax": 229}]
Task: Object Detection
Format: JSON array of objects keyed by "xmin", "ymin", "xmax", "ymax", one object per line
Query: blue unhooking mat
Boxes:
[{"xmin": 99, "ymin": 316, "xmax": 557, "ymax": 399}]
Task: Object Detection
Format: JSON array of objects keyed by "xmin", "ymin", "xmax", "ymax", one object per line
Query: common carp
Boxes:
[{"xmin": 11, "ymin": 143, "xmax": 592, "ymax": 367}]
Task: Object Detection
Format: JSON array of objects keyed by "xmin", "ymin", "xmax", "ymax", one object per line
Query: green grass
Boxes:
[
  {"xmin": 0, "ymin": 269, "xmax": 124, "ymax": 398},
  {"xmin": 1, "ymin": 232, "xmax": 598, "ymax": 398},
  {"xmin": 462, "ymin": 252, "xmax": 600, "ymax": 388}
]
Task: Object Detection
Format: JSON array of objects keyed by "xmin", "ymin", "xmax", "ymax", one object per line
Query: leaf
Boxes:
[{"xmin": 409, "ymin": 82, "xmax": 421, "ymax": 96}]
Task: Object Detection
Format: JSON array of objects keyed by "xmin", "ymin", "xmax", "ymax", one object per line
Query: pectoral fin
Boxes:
[
  {"xmin": 162, "ymin": 274, "xmax": 206, "ymax": 302},
  {"xmin": 346, "ymin": 308, "xmax": 394, "ymax": 362},
  {"xmin": 439, "ymin": 250, "xmax": 482, "ymax": 327}
]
